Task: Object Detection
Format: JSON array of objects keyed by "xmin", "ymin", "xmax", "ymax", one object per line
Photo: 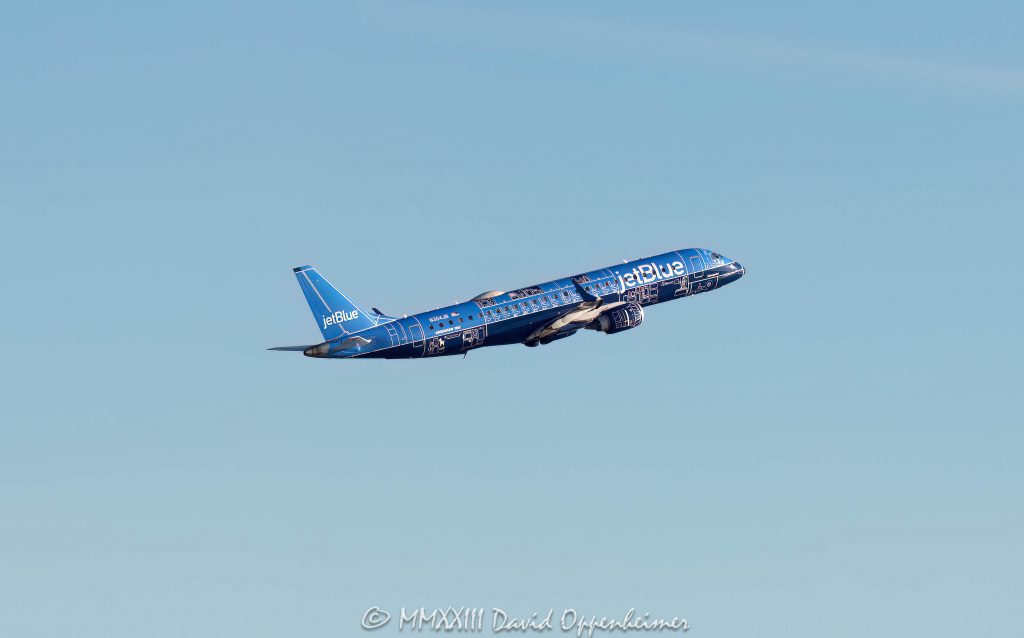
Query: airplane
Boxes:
[{"xmin": 271, "ymin": 247, "xmax": 745, "ymax": 359}]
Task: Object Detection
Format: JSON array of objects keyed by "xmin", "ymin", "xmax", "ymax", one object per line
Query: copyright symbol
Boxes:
[{"xmin": 361, "ymin": 606, "xmax": 391, "ymax": 630}]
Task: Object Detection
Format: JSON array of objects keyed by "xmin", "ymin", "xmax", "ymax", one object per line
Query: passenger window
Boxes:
[
  {"xmin": 448, "ymin": 320, "xmax": 453, "ymax": 325},
  {"xmin": 429, "ymin": 324, "xmax": 434, "ymax": 329},
  {"xmin": 469, "ymin": 315, "xmax": 473, "ymax": 320},
  {"xmin": 459, "ymin": 317, "xmax": 464, "ymax": 322}
]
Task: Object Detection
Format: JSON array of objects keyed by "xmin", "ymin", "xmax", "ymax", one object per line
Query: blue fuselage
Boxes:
[{"xmin": 316, "ymin": 248, "xmax": 743, "ymax": 359}]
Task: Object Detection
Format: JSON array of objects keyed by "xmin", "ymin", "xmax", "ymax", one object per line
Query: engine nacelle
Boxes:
[{"xmin": 592, "ymin": 302, "xmax": 644, "ymax": 334}]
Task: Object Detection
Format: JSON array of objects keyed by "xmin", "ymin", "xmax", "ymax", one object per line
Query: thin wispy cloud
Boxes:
[{"xmin": 367, "ymin": 3, "xmax": 1024, "ymax": 93}]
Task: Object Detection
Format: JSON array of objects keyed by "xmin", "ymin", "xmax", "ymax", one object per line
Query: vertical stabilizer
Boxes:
[{"xmin": 293, "ymin": 265, "xmax": 376, "ymax": 340}]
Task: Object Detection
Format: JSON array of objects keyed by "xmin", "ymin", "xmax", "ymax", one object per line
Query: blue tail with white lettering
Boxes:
[{"xmin": 293, "ymin": 265, "xmax": 376, "ymax": 340}]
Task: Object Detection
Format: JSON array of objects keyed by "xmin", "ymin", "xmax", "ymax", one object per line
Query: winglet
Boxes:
[{"xmin": 571, "ymin": 278, "xmax": 600, "ymax": 303}]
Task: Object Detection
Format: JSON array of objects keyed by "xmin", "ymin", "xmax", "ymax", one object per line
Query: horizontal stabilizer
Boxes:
[{"xmin": 267, "ymin": 345, "xmax": 316, "ymax": 352}]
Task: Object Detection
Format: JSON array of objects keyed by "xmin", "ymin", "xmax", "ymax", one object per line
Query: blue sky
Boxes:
[{"xmin": 1, "ymin": 2, "xmax": 1022, "ymax": 637}]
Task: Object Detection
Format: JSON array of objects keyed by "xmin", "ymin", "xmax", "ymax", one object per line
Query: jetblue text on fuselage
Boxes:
[{"xmin": 619, "ymin": 260, "xmax": 687, "ymax": 289}]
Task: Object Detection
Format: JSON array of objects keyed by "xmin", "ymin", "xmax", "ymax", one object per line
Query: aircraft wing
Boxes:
[
  {"xmin": 526, "ymin": 280, "xmax": 626, "ymax": 343},
  {"xmin": 527, "ymin": 300, "xmax": 626, "ymax": 342}
]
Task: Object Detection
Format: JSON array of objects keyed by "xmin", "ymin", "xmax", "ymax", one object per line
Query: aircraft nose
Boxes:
[{"xmin": 722, "ymin": 260, "xmax": 745, "ymax": 283}]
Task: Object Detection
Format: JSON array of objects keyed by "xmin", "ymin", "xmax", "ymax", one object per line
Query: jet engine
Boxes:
[{"xmin": 591, "ymin": 302, "xmax": 644, "ymax": 334}]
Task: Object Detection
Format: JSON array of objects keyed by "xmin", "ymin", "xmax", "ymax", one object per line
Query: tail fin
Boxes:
[{"xmin": 293, "ymin": 265, "xmax": 376, "ymax": 340}]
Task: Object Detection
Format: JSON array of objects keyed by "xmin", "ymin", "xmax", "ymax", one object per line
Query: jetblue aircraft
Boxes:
[{"xmin": 271, "ymin": 248, "xmax": 744, "ymax": 359}]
